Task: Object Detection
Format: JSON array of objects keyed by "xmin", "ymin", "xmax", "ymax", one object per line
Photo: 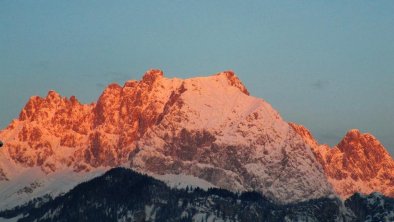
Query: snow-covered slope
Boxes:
[
  {"xmin": 0, "ymin": 168, "xmax": 356, "ymax": 222},
  {"xmin": 130, "ymin": 72, "xmax": 333, "ymax": 203},
  {"xmin": 0, "ymin": 70, "xmax": 333, "ymax": 208},
  {"xmin": 0, "ymin": 166, "xmax": 106, "ymax": 210},
  {"xmin": 290, "ymin": 123, "xmax": 394, "ymax": 199}
]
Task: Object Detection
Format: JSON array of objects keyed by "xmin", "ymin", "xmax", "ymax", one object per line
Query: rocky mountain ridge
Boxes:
[
  {"xmin": 0, "ymin": 70, "xmax": 392, "ymax": 209},
  {"xmin": 290, "ymin": 123, "xmax": 394, "ymax": 199}
]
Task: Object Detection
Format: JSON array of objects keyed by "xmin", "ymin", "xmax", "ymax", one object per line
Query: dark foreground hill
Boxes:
[{"xmin": 1, "ymin": 168, "xmax": 393, "ymax": 222}]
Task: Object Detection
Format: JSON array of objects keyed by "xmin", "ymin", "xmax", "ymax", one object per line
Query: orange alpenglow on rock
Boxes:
[
  {"xmin": 0, "ymin": 70, "xmax": 393, "ymax": 210},
  {"xmin": 290, "ymin": 122, "xmax": 394, "ymax": 198}
]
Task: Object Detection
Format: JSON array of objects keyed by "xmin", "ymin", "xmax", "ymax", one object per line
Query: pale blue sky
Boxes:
[{"xmin": 1, "ymin": 1, "xmax": 393, "ymax": 155}]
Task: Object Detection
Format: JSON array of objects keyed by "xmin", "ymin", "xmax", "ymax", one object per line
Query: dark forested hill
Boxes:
[{"xmin": 1, "ymin": 168, "xmax": 393, "ymax": 222}]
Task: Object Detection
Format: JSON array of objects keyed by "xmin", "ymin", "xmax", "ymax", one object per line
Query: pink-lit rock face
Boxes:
[
  {"xmin": 290, "ymin": 123, "xmax": 394, "ymax": 198},
  {"xmin": 216, "ymin": 70, "xmax": 250, "ymax": 95},
  {"xmin": 2, "ymin": 69, "xmax": 179, "ymax": 172},
  {"xmin": 5, "ymin": 69, "xmax": 393, "ymax": 205}
]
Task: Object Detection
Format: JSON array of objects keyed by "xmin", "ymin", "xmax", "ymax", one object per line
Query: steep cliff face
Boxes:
[
  {"xmin": 0, "ymin": 70, "xmax": 333, "ymax": 206},
  {"xmin": 290, "ymin": 123, "xmax": 394, "ymax": 199},
  {"xmin": 0, "ymin": 70, "xmax": 175, "ymax": 173},
  {"xmin": 1, "ymin": 91, "xmax": 94, "ymax": 173},
  {"xmin": 132, "ymin": 72, "xmax": 333, "ymax": 203}
]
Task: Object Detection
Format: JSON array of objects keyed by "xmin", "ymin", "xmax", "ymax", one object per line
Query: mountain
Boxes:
[
  {"xmin": 0, "ymin": 70, "xmax": 333, "ymax": 209},
  {"xmin": 290, "ymin": 123, "xmax": 394, "ymax": 199},
  {"xmin": 1, "ymin": 69, "xmax": 393, "ymax": 213},
  {"xmin": 2, "ymin": 168, "xmax": 393, "ymax": 222}
]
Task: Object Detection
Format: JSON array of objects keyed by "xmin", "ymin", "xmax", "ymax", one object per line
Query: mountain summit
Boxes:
[
  {"xmin": 290, "ymin": 123, "xmax": 394, "ymax": 198},
  {"xmin": 0, "ymin": 70, "xmax": 333, "ymax": 208},
  {"xmin": 0, "ymin": 70, "xmax": 392, "ymax": 210}
]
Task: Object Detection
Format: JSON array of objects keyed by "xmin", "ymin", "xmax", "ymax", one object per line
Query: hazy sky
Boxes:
[{"xmin": 1, "ymin": 1, "xmax": 393, "ymax": 155}]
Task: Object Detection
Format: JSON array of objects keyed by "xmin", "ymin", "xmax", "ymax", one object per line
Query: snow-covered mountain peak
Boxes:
[
  {"xmin": 215, "ymin": 70, "xmax": 250, "ymax": 95},
  {"xmin": 0, "ymin": 70, "xmax": 343, "ymax": 206}
]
